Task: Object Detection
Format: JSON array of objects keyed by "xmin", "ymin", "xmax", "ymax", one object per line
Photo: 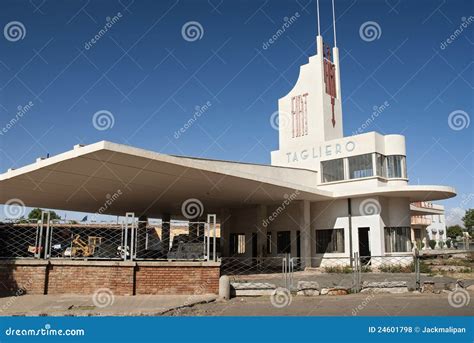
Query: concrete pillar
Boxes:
[
  {"xmin": 299, "ymin": 200, "xmax": 312, "ymax": 269},
  {"xmin": 220, "ymin": 209, "xmax": 231, "ymax": 257},
  {"xmin": 256, "ymin": 205, "xmax": 267, "ymax": 257},
  {"xmin": 162, "ymin": 213, "xmax": 171, "ymax": 257}
]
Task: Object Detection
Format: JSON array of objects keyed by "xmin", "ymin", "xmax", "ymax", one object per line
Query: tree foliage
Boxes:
[{"xmin": 27, "ymin": 208, "xmax": 61, "ymax": 221}]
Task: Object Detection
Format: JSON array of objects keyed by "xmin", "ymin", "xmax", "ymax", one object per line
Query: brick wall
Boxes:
[
  {"xmin": 0, "ymin": 260, "xmax": 220, "ymax": 296},
  {"xmin": 136, "ymin": 265, "xmax": 219, "ymax": 295},
  {"xmin": 47, "ymin": 264, "xmax": 134, "ymax": 296},
  {"xmin": 0, "ymin": 262, "xmax": 47, "ymax": 295}
]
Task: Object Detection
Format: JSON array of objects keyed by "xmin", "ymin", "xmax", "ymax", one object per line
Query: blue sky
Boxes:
[{"xmin": 0, "ymin": 0, "xmax": 473, "ymax": 223}]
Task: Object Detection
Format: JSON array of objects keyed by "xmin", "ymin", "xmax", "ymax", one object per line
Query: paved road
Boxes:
[
  {"xmin": 0, "ymin": 294, "xmax": 217, "ymax": 316},
  {"xmin": 166, "ymin": 292, "xmax": 474, "ymax": 316}
]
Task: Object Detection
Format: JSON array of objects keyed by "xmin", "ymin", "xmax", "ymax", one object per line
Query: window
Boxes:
[
  {"xmin": 348, "ymin": 154, "xmax": 373, "ymax": 179},
  {"xmin": 229, "ymin": 233, "xmax": 246, "ymax": 255},
  {"xmin": 316, "ymin": 229, "xmax": 345, "ymax": 253},
  {"xmin": 276, "ymin": 231, "xmax": 291, "ymax": 254},
  {"xmin": 384, "ymin": 227, "xmax": 411, "ymax": 253},
  {"xmin": 375, "ymin": 153, "xmax": 386, "ymax": 178},
  {"xmin": 386, "ymin": 155, "xmax": 405, "ymax": 178},
  {"xmin": 266, "ymin": 232, "xmax": 272, "ymax": 254},
  {"xmin": 321, "ymin": 158, "xmax": 344, "ymax": 182}
]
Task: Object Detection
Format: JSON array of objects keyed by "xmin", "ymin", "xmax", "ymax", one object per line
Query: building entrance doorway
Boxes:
[{"xmin": 358, "ymin": 227, "xmax": 371, "ymax": 264}]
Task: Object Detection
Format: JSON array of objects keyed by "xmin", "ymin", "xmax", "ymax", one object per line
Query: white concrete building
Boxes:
[
  {"xmin": 410, "ymin": 202, "xmax": 447, "ymax": 249},
  {"xmin": 0, "ymin": 33, "xmax": 456, "ymax": 268}
]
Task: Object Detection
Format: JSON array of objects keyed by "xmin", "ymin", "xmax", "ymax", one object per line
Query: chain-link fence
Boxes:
[
  {"xmin": 0, "ymin": 212, "xmax": 219, "ymax": 262},
  {"xmin": 220, "ymin": 253, "xmax": 422, "ymax": 293},
  {"xmin": 0, "ymin": 221, "xmax": 40, "ymax": 259}
]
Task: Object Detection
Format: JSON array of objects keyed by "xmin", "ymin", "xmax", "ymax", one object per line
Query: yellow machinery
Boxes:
[{"xmin": 70, "ymin": 235, "xmax": 102, "ymax": 257}]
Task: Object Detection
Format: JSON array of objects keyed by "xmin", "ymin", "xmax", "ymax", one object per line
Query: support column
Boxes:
[
  {"xmin": 256, "ymin": 205, "xmax": 268, "ymax": 257},
  {"xmin": 299, "ymin": 200, "xmax": 311, "ymax": 269},
  {"xmin": 220, "ymin": 208, "xmax": 231, "ymax": 257},
  {"xmin": 161, "ymin": 213, "xmax": 171, "ymax": 257}
]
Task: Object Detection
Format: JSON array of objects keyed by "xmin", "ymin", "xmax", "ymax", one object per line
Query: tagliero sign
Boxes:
[{"xmin": 285, "ymin": 140, "xmax": 356, "ymax": 163}]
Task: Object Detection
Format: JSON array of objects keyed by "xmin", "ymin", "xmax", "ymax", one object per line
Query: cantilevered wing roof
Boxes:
[
  {"xmin": 0, "ymin": 141, "xmax": 332, "ymax": 217},
  {"xmin": 0, "ymin": 141, "xmax": 456, "ymax": 218}
]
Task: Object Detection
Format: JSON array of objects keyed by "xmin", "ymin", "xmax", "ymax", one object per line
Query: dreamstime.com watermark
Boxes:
[
  {"xmin": 359, "ymin": 198, "xmax": 381, "ymax": 216},
  {"xmin": 448, "ymin": 285, "xmax": 470, "ymax": 308},
  {"xmin": 270, "ymin": 287, "xmax": 292, "ymax": 308},
  {"xmin": 96, "ymin": 189, "xmax": 123, "ymax": 215},
  {"xmin": 0, "ymin": 101, "xmax": 34, "ymax": 136},
  {"xmin": 84, "ymin": 12, "xmax": 123, "ymax": 50},
  {"xmin": 174, "ymin": 101, "xmax": 212, "ymax": 139},
  {"xmin": 359, "ymin": 21, "xmax": 382, "ymax": 42},
  {"xmin": 448, "ymin": 110, "xmax": 470, "ymax": 131},
  {"xmin": 181, "ymin": 198, "xmax": 204, "ymax": 220},
  {"xmin": 352, "ymin": 101, "xmax": 389, "ymax": 135},
  {"xmin": 0, "ymin": 279, "xmax": 33, "ymax": 314},
  {"xmin": 262, "ymin": 190, "xmax": 300, "ymax": 227},
  {"xmin": 262, "ymin": 12, "xmax": 300, "ymax": 50},
  {"xmin": 3, "ymin": 21, "xmax": 26, "ymax": 42},
  {"xmin": 2, "ymin": 198, "xmax": 26, "ymax": 219},
  {"xmin": 269, "ymin": 110, "xmax": 291, "ymax": 131},
  {"xmin": 92, "ymin": 288, "xmax": 115, "ymax": 308},
  {"xmin": 4, "ymin": 324, "xmax": 85, "ymax": 337},
  {"xmin": 92, "ymin": 110, "xmax": 115, "ymax": 130},
  {"xmin": 440, "ymin": 16, "xmax": 474, "ymax": 50},
  {"xmin": 181, "ymin": 21, "xmax": 204, "ymax": 42}
]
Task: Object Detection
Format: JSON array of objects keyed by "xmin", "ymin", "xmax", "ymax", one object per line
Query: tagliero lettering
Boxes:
[{"xmin": 285, "ymin": 140, "xmax": 356, "ymax": 163}]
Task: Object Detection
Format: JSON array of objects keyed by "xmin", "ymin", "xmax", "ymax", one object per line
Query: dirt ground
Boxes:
[{"xmin": 165, "ymin": 292, "xmax": 474, "ymax": 316}]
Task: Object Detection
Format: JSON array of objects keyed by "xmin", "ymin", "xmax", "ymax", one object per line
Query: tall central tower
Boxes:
[
  {"xmin": 277, "ymin": 36, "xmax": 343, "ymax": 151},
  {"xmin": 271, "ymin": 1, "xmax": 344, "ymax": 170}
]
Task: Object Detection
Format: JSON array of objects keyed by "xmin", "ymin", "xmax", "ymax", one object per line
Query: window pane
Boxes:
[
  {"xmin": 277, "ymin": 231, "xmax": 291, "ymax": 254},
  {"xmin": 375, "ymin": 153, "xmax": 386, "ymax": 177},
  {"xmin": 387, "ymin": 156, "xmax": 404, "ymax": 178},
  {"xmin": 348, "ymin": 154, "xmax": 373, "ymax": 179},
  {"xmin": 321, "ymin": 159, "xmax": 344, "ymax": 183},
  {"xmin": 384, "ymin": 227, "xmax": 411, "ymax": 253},
  {"xmin": 230, "ymin": 233, "xmax": 246, "ymax": 255},
  {"xmin": 316, "ymin": 229, "xmax": 344, "ymax": 253}
]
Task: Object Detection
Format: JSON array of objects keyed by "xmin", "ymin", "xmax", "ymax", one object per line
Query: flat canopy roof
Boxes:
[{"xmin": 0, "ymin": 141, "xmax": 456, "ymax": 218}]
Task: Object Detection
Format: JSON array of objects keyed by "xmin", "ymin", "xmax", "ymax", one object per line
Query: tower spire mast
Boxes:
[
  {"xmin": 317, "ymin": 0, "xmax": 321, "ymax": 36},
  {"xmin": 332, "ymin": 0, "xmax": 337, "ymax": 47}
]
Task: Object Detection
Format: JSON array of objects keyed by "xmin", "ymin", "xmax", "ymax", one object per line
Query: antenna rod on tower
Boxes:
[
  {"xmin": 316, "ymin": 0, "xmax": 321, "ymax": 36},
  {"xmin": 332, "ymin": 0, "xmax": 337, "ymax": 47}
]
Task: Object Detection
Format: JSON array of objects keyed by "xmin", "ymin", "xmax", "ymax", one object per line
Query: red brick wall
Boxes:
[
  {"xmin": 0, "ymin": 263, "xmax": 47, "ymax": 295},
  {"xmin": 135, "ymin": 266, "xmax": 220, "ymax": 295},
  {"xmin": 0, "ymin": 261, "xmax": 220, "ymax": 296},
  {"xmin": 47, "ymin": 265, "xmax": 134, "ymax": 296}
]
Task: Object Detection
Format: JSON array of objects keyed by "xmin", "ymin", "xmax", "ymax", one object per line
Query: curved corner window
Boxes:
[
  {"xmin": 348, "ymin": 154, "xmax": 373, "ymax": 179},
  {"xmin": 321, "ymin": 158, "xmax": 344, "ymax": 183},
  {"xmin": 386, "ymin": 155, "xmax": 406, "ymax": 178}
]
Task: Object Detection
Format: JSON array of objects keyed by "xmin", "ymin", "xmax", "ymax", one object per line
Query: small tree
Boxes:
[
  {"xmin": 462, "ymin": 209, "xmax": 474, "ymax": 232},
  {"xmin": 27, "ymin": 208, "xmax": 61, "ymax": 221},
  {"xmin": 447, "ymin": 225, "xmax": 463, "ymax": 239}
]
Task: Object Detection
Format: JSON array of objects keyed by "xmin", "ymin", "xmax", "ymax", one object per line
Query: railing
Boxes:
[
  {"xmin": 412, "ymin": 201, "xmax": 433, "ymax": 209},
  {"xmin": 411, "ymin": 215, "xmax": 432, "ymax": 226}
]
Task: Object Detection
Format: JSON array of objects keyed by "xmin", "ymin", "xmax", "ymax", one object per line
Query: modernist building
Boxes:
[{"xmin": 0, "ymin": 28, "xmax": 456, "ymax": 295}]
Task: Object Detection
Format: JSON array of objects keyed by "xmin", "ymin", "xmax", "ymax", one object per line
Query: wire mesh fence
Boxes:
[
  {"xmin": 0, "ymin": 215, "xmax": 219, "ymax": 262},
  {"xmin": 0, "ymin": 222, "xmax": 40, "ymax": 259}
]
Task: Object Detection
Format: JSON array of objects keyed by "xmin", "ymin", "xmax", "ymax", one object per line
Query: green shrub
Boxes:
[
  {"xmin": 324, "ymin": 266, "xmax": 352, "ymax": 273},
  {"xmin": 446, "ymin": 239, "xmax": 452, "ymax": 248},
  {"xmin": 439, "ymin": 241, "xmax": 445, "ymax": 249},
  {"xmin": 429, "ymin": 239, "xmax": 437, "ymax": 249}
]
